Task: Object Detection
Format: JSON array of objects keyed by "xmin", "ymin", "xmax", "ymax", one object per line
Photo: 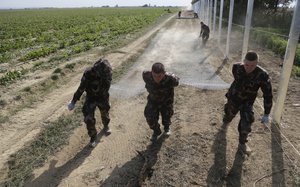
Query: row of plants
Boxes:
[
  {"xmin": 0, "ymin": 8, "xmax": 177, "ymax": 64},
  {"xmin": 0, "ymin": 70, "xmax": 23, "ymax": 85},
  {"xmin": 0, "ymin": 7, "xmax": 177, "ymax": 86},
  {"xmin": 251, "ymin": 27, "xmax": 300, "ymax": 68}
]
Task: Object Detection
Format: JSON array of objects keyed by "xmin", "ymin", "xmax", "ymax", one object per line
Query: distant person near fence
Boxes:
[
  {"xmin": 178, "ymin": 11, "xmax": 181, "ymax": 18},
  {"xmin": 199, "ymin": 21, "xmax": 210, "ymax": 46}
]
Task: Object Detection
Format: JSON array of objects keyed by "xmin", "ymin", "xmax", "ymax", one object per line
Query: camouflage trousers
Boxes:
[
  {"xmin": 223, "ymin": 99, "xmax": 254, "ymax": 144},
  {"xmin": 82, "ymin": 97, "xmax": 110, "ymax": 139},
  {"xmin": 202, "ymin": 33, "xmax": 209, "ymax": 45},
  {"xmin": 144, "ymin": 101, "xmax": 174, "ymax": 133}
]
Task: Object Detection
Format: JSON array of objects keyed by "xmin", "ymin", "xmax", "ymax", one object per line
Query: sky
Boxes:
[{"xmin": 0, "ymin": 0, "xmax": 192, "ymax": 9}]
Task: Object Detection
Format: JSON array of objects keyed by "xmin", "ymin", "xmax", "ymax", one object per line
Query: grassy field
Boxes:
[{"xmin": 0, "ymin": 7, "xmax": 176, "ymax": 73}]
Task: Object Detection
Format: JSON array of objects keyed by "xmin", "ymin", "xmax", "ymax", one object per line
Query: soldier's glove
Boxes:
[
  {"xmin": 261, "ymin": 114, "xmax": 269, "ymax": 124},
  {"xmin": 67, "ymin": 101, "xmax": 75, "ymax": 111}
]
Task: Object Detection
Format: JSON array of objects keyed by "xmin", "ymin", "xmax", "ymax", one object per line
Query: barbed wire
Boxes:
[
  {"xmin": 231, "ymin": 22, "xmax": 290, "ymax": 39},
  {"xmin": 212, "ymin": 17, "xmax": 290, "ymax": 39}
]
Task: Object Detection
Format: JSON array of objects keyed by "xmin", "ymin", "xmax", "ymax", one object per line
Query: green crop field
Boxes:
[
  {"xmin": 0, "ymin": 7, "xmax": 176, "ymax": 65},
  {"xmin": 0, "ymin": 7, "xmax": 177, "ymax": 85}
]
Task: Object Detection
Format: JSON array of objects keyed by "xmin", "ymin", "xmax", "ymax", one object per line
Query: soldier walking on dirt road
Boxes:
[
  {"xmin": 143, "ymin": 62, "xmax": 179, "ymax": 142},
  {"xmin": 223, "ymin": 51, "xmax": 273, "ymax": 155},
  {"xmin": 199, "ymin": 21, "xmax": 210, "ymax": 46},
  {"xmin": 178, "ymin": 11, "xmax": 181, "ymax": 18},
  {"xmin": 68, "ymin": 58, "xmax": 112, "ymax": 147}
]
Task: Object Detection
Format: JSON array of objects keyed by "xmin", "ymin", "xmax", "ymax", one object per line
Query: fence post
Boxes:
[
  {"xmin": 242, "ymin": 0, "xmax": 254, "ymax": 60},
  {"xmin": 218, "ymin": 0, "xmax": 224, "ymax": 45},
  {"xmin": 225, "ymin": 0, "xmax": 234, "ymax": 58},
  {"xmin": 273, "ymin": 1, "xmax": 300, "ymax": 124},
  {"xmin": 206, "ymin": 0, "xmax": 209, "ymax": 24},
  {"xmin": 209, "ymin": 0, "xmax": 213, "ymax": 29},
  {"xmin": 213, "ymin": 0, "xmax": 217, "ymax": 37}
]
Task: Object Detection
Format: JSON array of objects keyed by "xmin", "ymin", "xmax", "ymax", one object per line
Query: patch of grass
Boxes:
[
  {"xmin": 40, "ymin": 80, "xmax": 55, "ymax": 92},
  {"xmin": 53, "ymin": 68, "xmax": 62, "ymax": 74},
  {"xmin": 23, "ymin": 87, "xmax": 31, "ymax": 92},
  {"xmin": 0, "ymin": 99, "xmax": 7, "ymax": 107},
  {"xmin": 64, "ymin": 63, "xmax": 76, "ymax": 70},
  {"xmin": 48, "ymin": 53, "xmax": 69, "ymax": 62},
  {"xmin": 0, "ymin": 70, "xmax": 23, "ymax": 85},
  {"xmin": 292, "ymin": 66, "xmax": 300, "ymax": 77},
  {"xmin": 14, "ymin": 95, "xmax": 22, "ymax": 101},
  {"xmin": 0, "ymin": 115, "xmax": 9, "ymax": 124},
  {"xmin": 51, "ymin": 74, "xmax": 59, "ymax": 81},
  {"xmin": 0, "ymin": 53, "xmax": 11, "ymax": 64},
  {"xmin": 72, "ymin": 45, "xmax": 84, "ymax": 54},
  {"xmin": 1, "ymin": 109, "xmax": 83, "ymax": 187},
  {"xmin": 33, "ymin": 61, "xmax": 45, "ymax": 68},
  {"xmin": 0, "ymin": 68, "xmax": 7, "ymax": 73}
]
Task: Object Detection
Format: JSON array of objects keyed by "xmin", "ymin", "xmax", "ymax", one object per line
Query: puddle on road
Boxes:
[{"xmin": 111, "ymin": 20, "xmax": 230, "ymax": 99}]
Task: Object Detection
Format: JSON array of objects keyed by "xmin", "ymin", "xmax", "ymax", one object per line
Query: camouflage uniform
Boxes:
[
  {"xmin": 143, "ymin": 71, "xmax": 179, "ymax": 134},
  {"xmin": 223, "ymin": 63, "xmax": 273, "ymax": 144},
  {"xmin": 71, "ymin": 59, "xmax": 112, "ymax": 141},
  {"xmin": 200, "ymin": 23, "xmax": 210, "ymax": 45}
]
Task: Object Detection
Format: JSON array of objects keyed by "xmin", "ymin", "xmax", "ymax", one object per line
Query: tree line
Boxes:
[{"xmin": 192, "ymin": 0, "xmax": 295, "ymax": 31}]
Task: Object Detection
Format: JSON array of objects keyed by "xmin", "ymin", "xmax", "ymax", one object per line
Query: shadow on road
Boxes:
[
  {"xmin": 24, "ymin": 129, "xmax": 108, "ymax": 187},
  {"xmin": 271, "ymin": 123, "xmax": 286, "ymax": 186},
  {"xmin": 225, "ymin": 147, "xmax": 245, "ymax": 187},
  {"xmin": 206, "ymin": 123, "xmax": 228, "ymax": 187},
  {"xmin": 198, "ymin": 51, "xmax": 213, "ymax": 65},
  {"xmin": 100, "ymin": 134, "xmax": 167, "ymax": 187},
  {"xmin": 177, "ymin": 17, "xmax": 199, "ymax": 20},
  {"xmin": 208, "ymin": 58, "xmax": 229, "ymax": 80}
]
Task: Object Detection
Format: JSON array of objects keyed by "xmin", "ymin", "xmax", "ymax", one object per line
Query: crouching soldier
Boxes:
[
  {"xmin": 143, "ymin": 62, "xmax": 179, "ymax": 142},
  {"xmin": 68, "ymin": 58, "xmax": 112, "ymax": 147}
]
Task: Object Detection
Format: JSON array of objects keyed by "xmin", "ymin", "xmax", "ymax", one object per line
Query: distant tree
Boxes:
[{"xmin": 219, "ymin": 0, "xmax": 294, "ymax": 28}]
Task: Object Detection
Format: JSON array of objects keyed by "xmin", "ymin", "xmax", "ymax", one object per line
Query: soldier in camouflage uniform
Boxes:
[
  {"xmin": 223, "ymin": 51, "xmax": 273, "ymax": 154},
  {"xmin": 143, "ymin": 62, "xmax": 179, "ymax": 142},
  {"xmin": 199, "ymin": 21, "xmax": 210, "ymax": 46},
  {"xmin": 68, "ymin": 58, "xmax": 112, "ymax": 147}
]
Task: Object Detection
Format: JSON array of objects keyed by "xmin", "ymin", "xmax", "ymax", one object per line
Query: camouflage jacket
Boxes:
[
  {"xmin": 226, "ymin": 63, "xmax": 273, "ymax": 114},
  {"xmin": 143, "ymin": 71, "xmax": 179, "ymax": 104},
  {"xmin": 201, "ymin": 24, "xmax": 210, "ymax": 35},
  {"xmin": 72, "ymin": 60, "xmax": 112, "ymax": 103}
]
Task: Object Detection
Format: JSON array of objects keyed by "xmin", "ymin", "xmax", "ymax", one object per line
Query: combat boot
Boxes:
[
  {"xmin": 150, "ymin": 128, "xmax": 162, "ymax": 142},
  {"xmin": 89, "ymin": 136, "xmax": 97, "ymax": 148},
  {"xmin": 164, "ymin": 127, "xmax": 171, "ymax": 136},
  {"xmin": 103, "ymin": 125, "xmax": 111, "ymax": 135},
  {"xmin": 239, "ymin": 143, "xmax": 251, "ymax": 155}
]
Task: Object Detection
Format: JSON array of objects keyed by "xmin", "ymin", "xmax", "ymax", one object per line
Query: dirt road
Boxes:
[{"xmin": 2, "ymin": 12, "xmax": 300, "ymax": 187}]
